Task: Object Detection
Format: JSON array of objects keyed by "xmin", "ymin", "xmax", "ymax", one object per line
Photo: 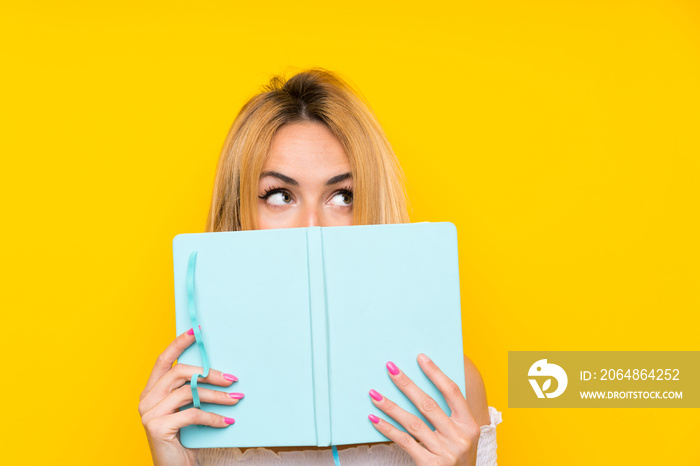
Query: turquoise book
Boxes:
[{"xmin": 172, "ymin": 221, "xmax": 466, "ymax": 449}]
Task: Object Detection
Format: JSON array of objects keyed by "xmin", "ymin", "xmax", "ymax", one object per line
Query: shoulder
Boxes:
[{"xmin": 462, "ymin": 354, "xmax": 491, "ymax": 427}]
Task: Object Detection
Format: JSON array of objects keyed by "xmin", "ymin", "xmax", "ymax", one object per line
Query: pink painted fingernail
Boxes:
[
  {"xmin": 223, "ymin": 373, "xmax": 238, "ymax": 382},
  {"xmin": 229, "ymin": 392, "xmax": 245, "ymax": 399},
  {"xmin": 386, "ymin": 361, "xmax": 400, "ymax": 376},
  {"xmin": 186, "ymin": 325, "xmax": 201, "ymax": 336},
  {"xmin": 368, "ymin": 414, "xmax": 380, "ymax": 424},
  {"xmin": 369, "ymin": 389, "xmax": 383, "ymax": 401},
  {"xmin": 223, "ymin": 417, "xmax": 235, "ymax": 424}
]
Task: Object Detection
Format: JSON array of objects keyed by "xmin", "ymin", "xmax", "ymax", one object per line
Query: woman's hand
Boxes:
[
  {"xmin": 139, "ymin": 327, "xmax": 243, "ymax": 466},
  {"xmin": 368, "ymin": 353, "xmax": 481, "ymax": 466}
]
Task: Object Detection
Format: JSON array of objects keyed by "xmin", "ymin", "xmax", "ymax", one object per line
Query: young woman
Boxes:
[{"xmin": 139, "ymin": 68, "xmax": 502, "ymax": 465}]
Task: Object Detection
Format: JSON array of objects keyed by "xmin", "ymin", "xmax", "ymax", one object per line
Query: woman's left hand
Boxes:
[{"xmin": 368, "ymin": 353, "xmax": 481, "ymax": 466}]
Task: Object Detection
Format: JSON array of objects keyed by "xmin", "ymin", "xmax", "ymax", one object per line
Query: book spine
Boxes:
[{"xmin": 306, "ymin": 227, "xmax": 331, "ymax": 446}]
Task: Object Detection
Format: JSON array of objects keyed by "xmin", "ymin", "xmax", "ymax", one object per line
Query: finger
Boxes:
[
  {"xmin": 142, "ymin": 385, "xmax": 245, "ymax": 425},
  {"xmin": 144, "ymin": 408, "xmax": 235, "ymax": 441},
  {"xmin": 416, "ymin": 353, "xmax": 473, "ymax": 424},
  {"xmin": 139, "ymin": 364, "xmax": 238, "ymax": 415},
  {"xmin": 367, "ymin": 414, "xmax": 435, "ymax": 463},
  {"xmin": 385, "ymin": 360, "xmax": 459, "ymax": 437},
  {"xmin": 368, "ymin": 389, "xmax": 441, "ymax": 453},
  {"xmin": 141, "ymin": 326, "xmax": 200, "ymax": 401}
]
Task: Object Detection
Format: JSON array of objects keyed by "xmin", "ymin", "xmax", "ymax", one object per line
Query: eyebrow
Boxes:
[{"xmin": 260, "ymin": 171, "xmax": 352, "ymax": 186}]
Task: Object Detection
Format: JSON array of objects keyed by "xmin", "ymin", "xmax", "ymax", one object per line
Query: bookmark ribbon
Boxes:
[
  {"xmin": 331, "ymin": 445, "xmax": 340, "ymax": 465},
  {"xmin": 186, "ymin": 251, "xmax": 210, "ymax": 412}
]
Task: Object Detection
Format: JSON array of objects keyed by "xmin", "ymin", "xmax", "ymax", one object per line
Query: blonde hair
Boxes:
[{"xmin": 206, "ymin": 68, "xmax": 411, "ymax": 232}]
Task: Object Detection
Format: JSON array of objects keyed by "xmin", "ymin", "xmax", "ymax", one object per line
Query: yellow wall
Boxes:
[{"xmin": 1, "ymin": 1, "xmax": 698, "ymax": 464}]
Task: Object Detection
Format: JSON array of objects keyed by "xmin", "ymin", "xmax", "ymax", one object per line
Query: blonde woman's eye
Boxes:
[
  {"xmin": 329, "ymin": 189, "xmax": 353, "ymax": 206},
  {"xmin": 259, "ymin": 188, "xmax": 293, "ymax": 206}
]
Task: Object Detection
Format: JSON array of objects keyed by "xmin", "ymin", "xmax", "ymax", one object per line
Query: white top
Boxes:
[{"xmin": 196, "ymin": 406, "xmax": 502, "ymax": 465}]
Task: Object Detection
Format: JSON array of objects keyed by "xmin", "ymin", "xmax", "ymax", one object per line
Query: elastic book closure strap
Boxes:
[{"xmin": 187, "ymin": 251, "xmax": 209, "ymax": 416}]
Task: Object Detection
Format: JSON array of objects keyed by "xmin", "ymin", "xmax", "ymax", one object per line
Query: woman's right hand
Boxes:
[{"xmin": 139, "ymin": 327, "xmax": 242, "ymax": 466}]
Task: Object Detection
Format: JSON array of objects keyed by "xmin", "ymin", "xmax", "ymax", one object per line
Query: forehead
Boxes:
[{"xmin": 263, "ymin": 121, "xmax": 350, "ymax": 179}]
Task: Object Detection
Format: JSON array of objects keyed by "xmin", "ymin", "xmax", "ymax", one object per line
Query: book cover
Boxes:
[{"xmin": 173, "ymin": 222, "xmax": 466, "ymax": 449}]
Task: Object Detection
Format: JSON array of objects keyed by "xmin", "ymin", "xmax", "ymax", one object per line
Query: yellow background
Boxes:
[{"xmin": 1, "ymin": 1, "xmax": 698, "ymax": 464}]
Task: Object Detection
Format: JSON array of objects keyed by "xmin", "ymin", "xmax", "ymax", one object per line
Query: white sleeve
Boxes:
[{"xmin": 475, "ymin": 406, "xmax": 503, "ymax": 466}]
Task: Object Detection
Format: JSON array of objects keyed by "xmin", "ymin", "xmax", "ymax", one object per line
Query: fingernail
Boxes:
[
  {"xmin": 369, "ymin": 389, "xmax": 383, "ymax": 401},
  {"xmin": 223, "ymin": 417, "xmax": 235, "ymax": 424},
  {"xmin": 229, "ymin": 392, "xmax": 245, "ymax": 399},
  {"xmin": 368, "ymin": 414, "xmax": 380, "ymax": 424},
  {"xmin": 418, "ymin": 353, "xmax": 430, "ymax": 362},
  {"xmin": 386, "ymin": 361, "xmax": 400, "ymax": 376},
  {"xmin": 223, "ymin": 373, "xmax": 238, "ymax": 382},
  {"xmin": 186, "ymin": 325, "xmax": 201, "ymax": 336}
]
